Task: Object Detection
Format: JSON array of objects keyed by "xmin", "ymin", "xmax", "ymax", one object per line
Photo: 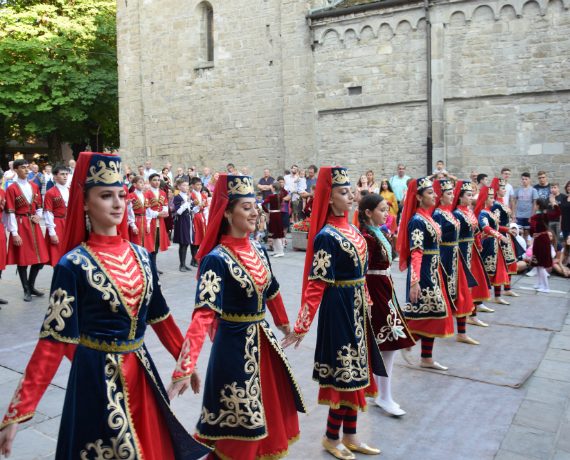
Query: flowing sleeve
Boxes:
[
  {"xmin": 1, "ymin": 262, "xmax": 79, "ymax": 429},
  {"xmin": 478, "ymin": 212, "xmax": 502, "ymax": 239},
  {"xmin": 293, "ymin": 279, "xmax": 326, "ymax": 336}
]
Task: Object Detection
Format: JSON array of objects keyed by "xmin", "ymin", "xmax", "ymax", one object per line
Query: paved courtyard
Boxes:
[{"xmin": 0, "ymin": 240, "xmax": 569, "ymax": 460}]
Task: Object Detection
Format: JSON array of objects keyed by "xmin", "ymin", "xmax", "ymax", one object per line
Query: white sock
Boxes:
[
  {"xmin": 537, "ymin": 267, "xmax": 549, "ymax": 290},
  {"xmin": 273, "ymin": 238, "xmax": 284, "ymax": 255},
  {"xmin": 378, "ymin": 350, "xmax": 396, "ymax": 404}
]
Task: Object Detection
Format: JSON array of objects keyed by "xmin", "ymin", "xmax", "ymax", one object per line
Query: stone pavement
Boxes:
[{"xmin": 0, "ymin": 241, "xmax": 569, "ymax": 460}]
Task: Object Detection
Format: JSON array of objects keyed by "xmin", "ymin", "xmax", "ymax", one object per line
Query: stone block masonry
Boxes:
[{"xmin": 117, "ymin": 0, "xmax": 570, "ymax": 182}]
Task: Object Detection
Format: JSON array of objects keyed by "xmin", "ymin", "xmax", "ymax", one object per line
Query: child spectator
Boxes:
[{"xmin": 530, "ymin": 199, "xmax": 553, "ymax": 293}]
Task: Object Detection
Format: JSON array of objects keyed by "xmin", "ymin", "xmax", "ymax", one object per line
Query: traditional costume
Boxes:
[
  {"xmin": 0, "ymin": 188, "xmax": 7, "ymax": 305},
  {"xmin": 127, "ymin": 188, "xmax": 147, "ymax": 247},
  {"xmin": 433, "ymin": 180, "xmax": 478, "ymax": 345},
  {"xmin": 144, "ymin": 184, "xmax": 170, "ymax": 257},
  {"xmin": 0, "ymin": 152, "xmax": 210, "ymax": 460},
  {"xmin": 490, "ymin": 177, "xmax": 519, "ymax": 300},
  {"xmin": 360, "ymin": 221, "xmax": 415, "ymax": 415},
  {"xmin": 475, "ymin": 186, "xmax": 511, "ymax": 303},
  {"xmin": 397, "ymin": 177, "xmax": 454, "ymax": 368},
  {"xmin": 5, "ymin": 175, "xmax": 49, "ymax": 300},
  {"xmin": 263, "ymin": 190, "xmax": 286, "ymax": 256},
  {"xmin": 172, "ymin": 190, "xmax": 193, "ymax": 271},
  {"xmin": 43, "ymin": 183, "xmax": 69, "ymax": 266},
  {"xmin": 189, "ymin": 189, "xmax": 208, "ymax": 266},
  {"xmin": 172, "ymin": 175, "xmax": 305, "ymax": 460},
  {"xmin": 530, "ymin": 209, "xmax": 552, "ymax": 292},
  {"xmin": 292, "ymin": 166, "xmax": 385, "ymax": 458},
  {"xmin": 452, "ymin": 181, "xmax": 492, "ymax": 323}
]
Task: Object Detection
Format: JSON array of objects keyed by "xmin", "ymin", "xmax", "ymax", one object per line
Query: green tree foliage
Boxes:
[{"xmin": 0, "ymin": 0, "xmax": 118, "ymax": 157}]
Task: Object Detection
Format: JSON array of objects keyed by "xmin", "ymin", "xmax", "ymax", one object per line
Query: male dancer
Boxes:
[
  {"xmin": 43, "ymin": 165, "xmax": 70, "ymax": 266},
  {"xmin": 5, "ymin": 159, "xmax": 49, "ymax": 301},
  {"xmin": 144, "ymin": 173, "xmax": 170, "ymax": 272}
]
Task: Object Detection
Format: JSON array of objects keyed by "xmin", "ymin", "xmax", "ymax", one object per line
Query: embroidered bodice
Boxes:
[
  {"xmin": 220, "ymin": 235, "xmax": 268, "ymax": 287},
  {"xmin": 86, "ymin": 233, "xmax": 144, "ymax": 316}
]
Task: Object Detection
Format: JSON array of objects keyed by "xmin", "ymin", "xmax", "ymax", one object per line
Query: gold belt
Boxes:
[
  {"xmin": 423, "ymin": 249, "xmax": 439, "ymax": 255},
  {"xmin": 221, "ymin": 312, "xmax": 265, "ymax": 323},
  {"xmin": 440, "ymin": 242, "xmax": 458, "ymax": 246},
  {"xmin": 79, "ymin": 335, "xmax": 144, "ymax": 353},
  {"xmin": 333, "ymin": 277, "xmax": 365, "ymax": 287},
  {"xmin": 458, "ymin": 238, "xmax": 474, "ymax": 243}
]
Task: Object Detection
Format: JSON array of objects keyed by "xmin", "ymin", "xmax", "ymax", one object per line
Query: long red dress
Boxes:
[
  {"xmin": 5, "ymin": 180, "xmax": 49, "ymax": 266},
  {"xmin": 263, "ymin": 193, "xmax": 285, "ymax": 239},
  {"xmin": 191, "ymin": 190, "xmax": 209, "ymax": 245},
  {"xmin": 43, "ymin": 184, "xmax": 68, "ymax": 266},
  {"xmin": 127, "ymin": 190, "xmax": 146, "ymax": 246},
  {"xmin": 144, "ymin": 187, "xmax": 170, "ymax": 253},
  {"xmin": 174, "ymin": 235, "xmax": 303, "ymax": 460}
]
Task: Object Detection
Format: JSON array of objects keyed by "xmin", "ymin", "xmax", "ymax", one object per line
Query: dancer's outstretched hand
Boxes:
[
  {"xmin": 281, "ymin": 332, "xmax": 304, "ymax": 349},
  {"xmin": 167, "ymin": 378, "xmax": 190, "ymax": 400},
  {"xmin": 277, "ymin": 324, "xmax": 291, "ymax": 337},
  {"xmin": 190, "ymin": 373, "xmax": 201, "ymax": 394},
  {"xmin": 0, "ymin": 423, "xmax": 18, "ymax": 458}
]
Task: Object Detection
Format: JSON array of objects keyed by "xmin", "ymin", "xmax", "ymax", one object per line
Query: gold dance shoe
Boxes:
[
  {"xmin": 477, "ymin": 304, "xmax": 495, "ymax": 313},
  {"xmin": 420, "ymin": 360, "xmax": 449, "ymax": 371},
  {"xmin": 456, "ymin": 335, "xmax": 480, "ymax": 345},
  {"xmin": 467, "ymin": 317, "xmax": 489, "ymax": 327},
  {"xmin": 492, "ymin": 297, "xmax": 510, "ymax": 305},
  {"xmin": 322, "ymin": 438, "xmax": 356, "ymax": 460},
  {"xmin": 503, "ymin": 290, "xmax": 520, "ymax": 297},
  {"xmin": 342, "ymin": 440, "xmax": 381, "ymax": 455}
]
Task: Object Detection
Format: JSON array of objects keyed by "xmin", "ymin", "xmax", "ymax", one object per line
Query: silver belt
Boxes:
[{"xmin": 367, "ymin": 269, "xmax": 391, "ymax": 276}]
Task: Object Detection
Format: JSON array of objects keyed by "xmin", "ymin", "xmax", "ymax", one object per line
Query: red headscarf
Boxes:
[
  {"xmin": 432, "ymin": 179, "xmax": 443, "ymax": 209},
  {"xmin": 62, "ymin": 152, "xmax": 129, "ymax": 255},
  {"xmin": 196, "ymin": 174, "xmax": 229, "ymax": 264},
  {"xmin": 396, "ymin": 179, "xmax": 419, "ymax": 271},
  {"xmin": 490, "ymin": 177, "xmax": 502, "ymax": 201},
  {"xmin": 452, "ymin": 180, "xmax": 463, "ymax": 209},
  {"xmin": 301, "ymin": 166, "xmax": 344, "ymax": 304},
  {"xmin": 474, "ymin": 185, "xmax": 491, "ymax": 217}
]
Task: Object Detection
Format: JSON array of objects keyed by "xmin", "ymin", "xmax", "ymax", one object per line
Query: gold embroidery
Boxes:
[
  {"xmin": 294, "ymin": 303, "xmax": 311, "ymax": 333},
  {"xmin": 331, "ymin": 169, "xmax": 350, "ymax": 186},
  {"xmin": 85, "ymin": 160, "xmax": 122, "ymax": 186},
  {"xmin": 42, "ymin": 288, "xmax": 75, "ymax": 333},
  {"xmin": 68, "ymin": 249, "xmax": 121, "ymax": 313},
  {"xmin": 314, "ymin": 287, "xmax": 368, "ymax": 383},
  {"xmin": 227, "ymin": 177, "xmax": 255, "ymax": 197},
  {"xmin": 198, "ymin": 269, "xmax": 222, "ymax": 308},
  {"xmin": 79, "ymin": 335, "xmax": 143, "ymax": 353},
  {"xmin": 80, "ymin": 355, "xmax": 136, "ymax": 460},
  {"xmin": 312, "ymin": 249, "xmax": 332, "ymax": 278},
  {"xmin": 484, "ymin": 254, "xmax": 496, "ymax": 274},
  {"xmin": 402, "ymin": 285, "xmax": 447, "ymax": 316},
  {"xmin": 417, "ymin": 177, "xmax": 433, "ymax": 190},
  {"xmin": 5, "ymin": 373, "xmax": 24, "ymax": 419},
  {"xmin": 173, "ymin": 338, "xmax": 192, "ymax": 382},
  {"xmin": 200, "ymin": 324, "xmax": 265, "ymax": 430},
  {"xmin": 219, "ymin": 251, "xmax": 255, "ymax": 298},
  {"xmin": 324, "ymin": 227, "xmax": 361, "ymax": 268},
  {"xmin": 410, "ymin": 228, "xmax": 424, "ymax": 250}
]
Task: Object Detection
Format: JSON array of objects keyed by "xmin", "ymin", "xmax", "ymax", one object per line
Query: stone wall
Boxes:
[
  {"xmin": 309, "ymin": 0, "xmax": 570, "ymax": 182},
  {"xmin": 118, "ymin": 0, "xmax": 570, "ymax": 182}
]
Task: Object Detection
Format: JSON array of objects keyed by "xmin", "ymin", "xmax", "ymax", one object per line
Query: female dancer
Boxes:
[
  {"xmin": 490, "ymin": 177, "xmax": 520, "ymax": 301},
  {"xmin": 0, "ymin": 152, "xmax": 209, "ymax": 459},
  {"xmin": 173, "ymin": 179, "xmax": 194, "ymax": 271},
  {"xmin": 475, "ymin": 186, "xmax": 511, "ymax": 305},
  {"xmin": 397, "ymin": 177, "xmax": 454, "ymax": 371},
  {"xmin": 168, "ymin": 174, "xmax": 305, "ymax": 460},
  {"xmin": 433, "ymin": 180, "xmax": 479, "ymax": 345},
  {"xmin": 452, "ymin": 181, "xmax": 493, "ymax": 328},
  {"xmin": 283, "ymin": 166, "xmax": 385, "ymax": 460},
  {"xmin": 530, "ymin": 199, "xmax": 552, "ymax": 293},
  {"xmin": 358, "ymin": 193, "xmax": 415, "ymax": 417}
]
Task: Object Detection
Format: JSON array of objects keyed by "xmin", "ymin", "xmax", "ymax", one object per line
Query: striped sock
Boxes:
[
  {"xmin": 421, "ymin": 337, "xmax": 435, "ymax": 358},
  {"xmin": 325, "ymin": 407, "xmax": 346, "ymax": 441},
  {"xmin": 472, "ymin": 302, "xmax": 480, "ymax": 316},
  {"xmin": 457, "ymin": 316, "xmax": 467, "ymax": 334},
  {"xmin": 494, "ymin": 286, "xmax": 501, "ymax": 297},
  {"xmin": 505, "ymin": 276, "xmax": 511, "ymax": 291},
  {"xmin": 342, "ymin": 407, "xmax": 358, "ymax": 435}
]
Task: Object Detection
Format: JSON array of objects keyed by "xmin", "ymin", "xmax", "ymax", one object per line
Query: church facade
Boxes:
[{"xmin": 117, "ymin": 0, "xmax": 570, "ymax": 180}]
